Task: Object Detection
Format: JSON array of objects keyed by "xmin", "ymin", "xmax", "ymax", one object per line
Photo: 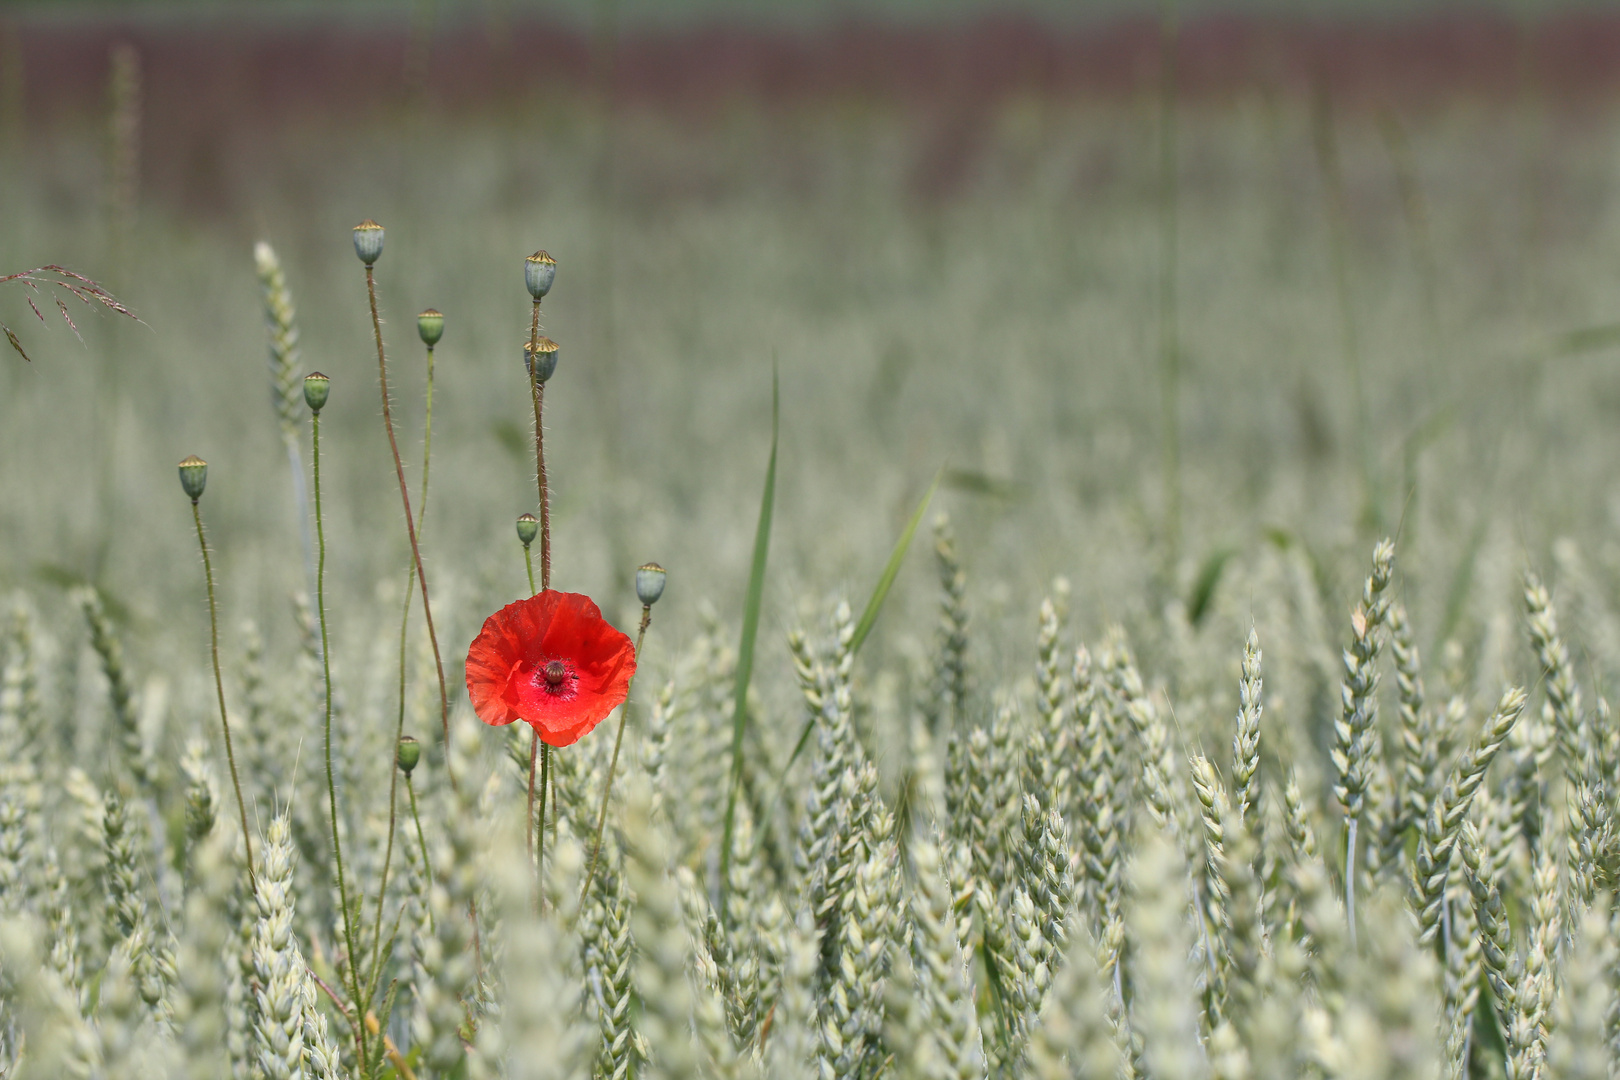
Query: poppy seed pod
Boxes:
[
  {"xmin": 178, "ymin": 455, "xmax": 208, "ymax": 501},
  {"xmin": 516, "ymin": 513, "xmax": 539, "ymax": 547},
  {"xmin": 396, "ymin": 735, "xmax": 421, "ymax": 775},
  {"xmin": 635, "ymin": 563, "xmax": 667, "ymax": 607},
  {"xmin": 525, "ymin": 250, "xmax": 557, "ymax": 299},
  {"xmin": 525, "ymin": 337, "xmax": 559, "ymax": 384},
  {"xmin": 303, "ymin": 371, "xmax": 331, "ymax": 413},
  {"xmin": 417, "ymin": 308, "xmax": 444, "ymax": 347},
  {"xmin": 352, "ymin": 220, "xmax": 385, "ymax": 265}
]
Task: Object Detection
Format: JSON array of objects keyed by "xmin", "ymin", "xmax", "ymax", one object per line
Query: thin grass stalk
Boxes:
[
  {"xmin": 363, "ymin": 262, "xmax": 453, "ymax": 790},
  {"xmin": 189, "ymin": 497, "xmax": 254, "ymax": 888}
]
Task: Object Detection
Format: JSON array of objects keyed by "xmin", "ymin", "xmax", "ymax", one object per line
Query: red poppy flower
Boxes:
[{"xmin": 465, "ymin": 590, "xmax": 636, "ymax": 747}]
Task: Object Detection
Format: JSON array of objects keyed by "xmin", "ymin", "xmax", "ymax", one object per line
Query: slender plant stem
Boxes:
[
  {"xmin": 527, "ymin": 732, "xmax": 539, "ymax": 862},
  {"xmin": 536, "ymin": 741, "xmax": 551, "ymax": 911},
  {"xmin": 406, "ymin": 775, "xmax": 434, "ymax": 899},
  {"xmin": 580, "ymin": 605, "xmax": 650, "ymax": 904},
  {"xmin": 524, "ymin": 297, "xmax": 552, "ymax": 900},
  {"xmin": 368, "ymin": 340, "xmax": 437, "ymax": 1008},
  {"xmin": 366, "ymin": 265, "xmax": 454, "ymax": 791},
  {"xmin": 191, "ymin": 500, "xmax": 255, "ymax": 888},
  {"xmin": 312, "ymin": 410, "xmax": 366, "ymax": 1053},
  {"xmin": 527, "ymin": 298, "xmax": 551, "ymax": 591}
]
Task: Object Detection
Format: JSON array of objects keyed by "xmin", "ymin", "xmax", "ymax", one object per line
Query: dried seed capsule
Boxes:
[
  {"xmin": 178, "ymin": 455, "xmax": 208, "ymax": 501},
  {"xmin": 635, "ymin": 563, "xmax": 667, "ymax": 606},
  {"xmin": 397, "ymin": 736, "xmax": 421, "ymax": 775},
  {"xmin": 516, "ymin": 513, "xmax": 539, "ymax": 548},
  {"xmin": 303, "ymin": 371, "xmax": 330, "ymax": 413},
  {"xmin": 525, "ymin": 337, "xmax": 559, "ymax": 384},
  {"xmin": 417, "ymin": 308, "xmax": 444, "ymax": 347},
  {"xmin": 352, "ymin": 219, "xmax": 385, "ymax": 265},
  {"xmin": 525, "ymin": 250, "xmax": 556, "ymax": 299}
]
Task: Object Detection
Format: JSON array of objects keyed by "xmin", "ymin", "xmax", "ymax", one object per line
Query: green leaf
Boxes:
[
  {"xmin": 1186, "ymin": 546, "xmax": 1235, "ymax": 627},
  {"xmin": 780, "ymin": 470, "xmax": 940, "ymax": 780},
  {"xmin": 719, "ymin": 365, "xmax": 778, "ymax": 915},
  {"xmin": 943, "ymin": 467, "xmax": 1028, "ymax": 501},
  {"xmin": 849, "ymin": 470, "xmax": 940, "ymax": 656}
]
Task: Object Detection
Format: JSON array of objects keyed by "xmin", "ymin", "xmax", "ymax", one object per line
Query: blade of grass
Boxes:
[
  {"xmin": 718, "ymin": 365, "xmax": 778, "ymax": 917},
  {"xmin": 850, "ymin": 469, "xmax": 940, "ymax": 654},
  {"xmin": 779, "ymin": 469, "xmax": 941, "ymax": 781}
]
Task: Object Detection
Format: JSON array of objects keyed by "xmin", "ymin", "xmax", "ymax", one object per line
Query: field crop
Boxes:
[{"xmin": 4, "ymin": 19, "xmax": 1620, "ymax": 1078}]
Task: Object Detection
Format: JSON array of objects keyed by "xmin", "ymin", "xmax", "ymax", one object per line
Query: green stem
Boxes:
[
  {"xmin": 312, "ymin": 410, "xmax": 366, "ymax": 1052},
  {"xmin": 536, "ymin": 740, "xmax": 551, "ymax": 911},
  {"xmin": 527, "ymin": 731, "xmax": 539, "ymax": 863},
  {"xmin": 191, "ymin": 499, "xmax": 255, "ymax": 889},
  {"xmin": 406, "ymin": 775, "xmax": 433, "ymax": 902},
  {"xmin": 580, "ymin": 605, "xmax": 650, "ymax": 904},
  {"xmin": 523, "ymin": 543, "xmax": 536, "ymax": 596},
  {"xmin": 366, "ymin": 265, "xmax": 455, "ymax": 791}
]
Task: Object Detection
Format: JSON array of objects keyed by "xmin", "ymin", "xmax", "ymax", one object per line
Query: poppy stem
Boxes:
[
  {"xmin": 406, "ymin": 773, "xmax": 434, "ymax": 906},
  {"xmin": 527, "ymin": 297, "xmax": 551, "ymax": 591},
  {"xmin": 536, "ymin": 739, "xmax": 552, "ymax": 911},
  {"xmin": 190, "ymin": 498, "xmax": 255, "ymax": 890},
  {"xmin": 366, "ymin": 264, "xmax": 455, "ymax": 794},
  {"xmin": 367, "ymin": 337, "xmax": 437, "ymax": 1014},
  {"xmin": 580, "ymin": 604, "xmax": 651, "ymax": 905},
  {"xmin": 522, "ymin": 541, "xmax": 536, "ymax": 596},
  {"xmin": 527, "ymin": 730, "xmax": 539, "ymax": 863},
  {"xmin": 312, "ymin": 408, "xmax": 366, "ymax": 1044}
]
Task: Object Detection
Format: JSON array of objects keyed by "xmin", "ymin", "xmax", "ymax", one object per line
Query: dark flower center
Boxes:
[{"xmin": 543, "ymin": 660, "xmax": 568, "ymax": 687}]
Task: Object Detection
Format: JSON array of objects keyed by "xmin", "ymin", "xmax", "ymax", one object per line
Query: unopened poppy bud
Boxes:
[
  {"xmin": 525, "ymin": 250, "xmax": 556, "ymax": 299},
  {"xmin": 635, "ymin": 563, "xmax": 667, "ymax": 606},
  {"xmin": 178, "ymin": 455, "xmax": 208, "ymax": 501},
  {"xmin": 303, "ymin": 371, "xmax": 331, "ymax": 413},
  {"xmin": 516, "ymin": 513, "xmax": 539, "ymax": 547},
  {"xmin": 397, "ymin": 735, "xmax": 421, "ymax": 775},
  {"xmin": 352, "ymin": 219, "xmax": 385, "ymax": 265},
  {"xmin": 417, "ymin": 308, "xmax": 444, "ymax": 347},
  {"xmin": 525, "ymin": 337, "xmax": 559, "ymax": 384}
]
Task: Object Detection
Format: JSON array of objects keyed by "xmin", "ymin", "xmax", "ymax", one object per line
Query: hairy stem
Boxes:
[
  {"xmin": 527, "ymin": 297, "xmax": 551, "ymax": 591},
  {"xmin": 191, "ymin": 499, "xmax": 255, "ymax": 888},
  {"xmin": 368, "ymin": 340, "xmax": 437, "ymax": 1010},
  {"xmin": 366, "ymin": 265, "xmax": 454, "ymax": 791},
  {"xmin": 313, "ymin": 410, "xmax": 365, "ymax": 1053},
  {"xmin": 537, "ymin": 740, "xmax": 551, "ymax": 911}
]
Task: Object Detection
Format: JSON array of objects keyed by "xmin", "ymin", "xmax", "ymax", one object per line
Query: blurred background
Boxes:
[{"xmin": 6, "ymin": 0, "xmax": 1620, "ymax": 745}]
